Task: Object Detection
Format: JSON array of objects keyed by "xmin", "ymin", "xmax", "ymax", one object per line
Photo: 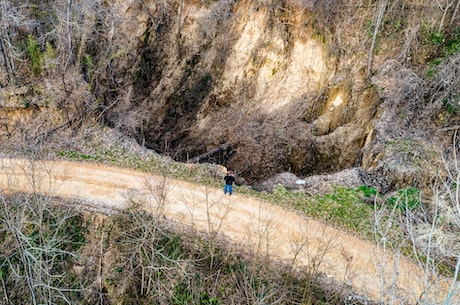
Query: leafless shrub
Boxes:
[
  {"xmin": 178, "ymin": 189, "xmax": 200, "ymax": 233},
  {"xmin": 371, "ymin": 59, "xmax": 426, "ymax": 133},
  {"xmin": 309, "ymin": 0, "xmax": 345, "ymax": 24},
  {"xmin": 371, "ymin": 137, "xmax": 460, "ymax": 304},
  {"xmin": 372, "ymin": 195, "xmax": 409, "ymax": 304},
  {"xmin": 142, "ymin": 172, "xmax": 172, "ymax": 219},
  {"xmin": 198, "ymin": 0, "xmax": 236, "ymax": 39},
  {"xmin": 398, "ymin": 23, "xmax": 421, "ymax": 63},
  {"xmin": 110, "ymin": 205, "xmax": 189, "ymax": 302},
  {"xmin": 0, "ymin": 1, "xmax": 35, "ymax": 84},
  {"xmin": 430, "ymin": 135, "xmax": 460, "ymax": 261},
  {"xmin": 428, "ymin": 55, "xmax": 460, "ymax": 123},
  {"xmin": 235, "ymin": 264, "xmax": 284, "ymax": 305},
  {"xmin": 372, "ymin": 60, "xmax": 425, "ymax": 106},
  {"xmin": 244, "ymin": 200, "xmax": 277, "ymax": 261},
  {"xmin": 0, "ymin": 164, "xmax": 88, "ymax": 305},
  {"xmin": 436, "ymin": 0, "xmax": 460, "ymax": 31},
  {"xmin": 284, "ymin": 221, "xmax": 352, "ymax": 302},
  {"xmin": 179, "ymin": 170, "xmax": 231, "ymax": 270}
]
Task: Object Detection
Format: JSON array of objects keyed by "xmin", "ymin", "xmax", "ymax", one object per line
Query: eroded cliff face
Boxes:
[
  {"xmin": 95, "ymin": 0, "xmax": 383, "ymax": 184},
  {"xmin": 1, "ymin": 0, "xmax": 459, "ymax": 192}
]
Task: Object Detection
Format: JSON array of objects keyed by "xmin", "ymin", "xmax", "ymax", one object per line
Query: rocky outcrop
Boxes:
[
  {"xmin": 256, "ymin": 168, "xmax": 387, "ymax": 195},
  {"xmin": 94, "ymin": 0, "xmax": 382, "ymax": 184}
]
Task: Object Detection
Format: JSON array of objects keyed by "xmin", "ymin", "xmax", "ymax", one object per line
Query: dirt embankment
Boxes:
[{"xmin": 0, "ymin": 158, "xmax": 457, "ymax": 304}]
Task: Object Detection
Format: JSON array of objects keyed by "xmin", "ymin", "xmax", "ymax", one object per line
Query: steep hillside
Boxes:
[
  {"xmin": 1, "ymin": 0, "xmax": 460, "ymax": 191},
  {"xmin": 1, "ymin": 2, "xmax": 460, "ymax": 303},
  {"xmin": 1, "ymin": 158, "xmax": 456, "ymax": 304}
]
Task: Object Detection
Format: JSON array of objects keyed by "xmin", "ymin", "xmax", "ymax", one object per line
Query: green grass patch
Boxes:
[
  {"xmin": 26, "ymin": 34, "xmax": 42, "ymax": 76},
  {"xmin": 386, "ymin": 187, "xmax": 421, "ymax": 212},
  {"xmin": 307, "ymin": 186, "xmax": 373, "ymax": 232},
  {"xmin": 58, "ymin": 149, "xmax": 97, "ymax": 160},
  {"xmin": 241, "ymin": 185, "xmax": 374, "ymax": 236}
]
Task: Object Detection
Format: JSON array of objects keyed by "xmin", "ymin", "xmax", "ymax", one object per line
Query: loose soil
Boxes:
[{"xmin": 0, "ymin": 158, "xmax": 456, "ymax": 304}]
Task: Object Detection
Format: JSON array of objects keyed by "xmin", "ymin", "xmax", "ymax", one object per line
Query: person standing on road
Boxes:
[{"xmin": 223, "ymin": 171, "xmax": 235, "ymax": 195}]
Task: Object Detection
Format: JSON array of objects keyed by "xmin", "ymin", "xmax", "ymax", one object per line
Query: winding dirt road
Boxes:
[{"xmin": 0, "ymin": 158, "xmax": 457, "ymax": 304}]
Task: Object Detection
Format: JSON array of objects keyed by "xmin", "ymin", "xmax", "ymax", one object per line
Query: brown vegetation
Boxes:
[
  {"xmin": 1, "ymin": 0, "xmax": 460, "ymax": 190},
  {"xmin": 1, "ymin": 158, "xmax": 459, "ymax": 304},
  {"xmin": 1, "ymin": 1, "xmax": 460, "ymax": 303}
]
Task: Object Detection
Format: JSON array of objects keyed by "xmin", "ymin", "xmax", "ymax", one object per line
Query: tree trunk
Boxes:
[
  {"xmin": 0, "ymin": 36, "xmax": 11, "ymax": 84},
  {"xmin": 177, "ymin": 0, "xmax": 184, "ymax": 59},
  {"xmin": 367, "ymin": 0, "xmax": 388, "ymax": 79}
]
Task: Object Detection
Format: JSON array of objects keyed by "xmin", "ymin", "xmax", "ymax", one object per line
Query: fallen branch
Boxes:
[
  {"xmin": 440, "ymin": 125, "xmax": 460, "ymax": 131},
  {"xmin": 187, "ymin": 143, "xmax": 230, "ymax": 163}
]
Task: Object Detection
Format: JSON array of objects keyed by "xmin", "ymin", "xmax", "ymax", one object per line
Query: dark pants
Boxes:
[{"xmin": 224, "ymin": 184, "xmax": 233, "ymax": 195}]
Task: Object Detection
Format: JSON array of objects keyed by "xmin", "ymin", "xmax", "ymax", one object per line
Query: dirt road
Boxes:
[{"xmin": 0, "ymin": 158, "xmax": 457, "ymax": 304}]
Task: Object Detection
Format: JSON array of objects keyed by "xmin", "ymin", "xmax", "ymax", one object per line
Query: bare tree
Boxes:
[
  {"xmin": 436, "ymin": 0, "xmax": 455, "ymax": 32},
  {"xmin": 367, "ymin": 0, "xmax": 388, "ymax": 78},
  {"xmin": 244, "ymin": 200, "xmax": 276, "ymax": 261},
  {"xmin": 53, "ymin": 0, "xmax": 97, "ymax": 92},
  {"xmin": 0, "ymin": 159, "xmax": 87, "ymax": 305},
  {"xmin": 141, "ymin": 164, "xmax": 174, "ymax": 219},
  {"xmin": 0, "ymin": 1, "xmax": 36, "ymax": 85},
  {"xmin": 372, "ymin": 194, "xmax": 407, "ymax": 304},
  {"xmin": 451, "ymin": 0, "xmax": 460, "ymax": 23},
  {"xmin": 177, "ymin": 0, "xmax": 184, "ymax": 58},
  {"xmin": 371, "ymin": 136, "xmax": 460, "ymax": 304},
  {"xmin": 194, "ymin": 172, "xmax": 231, "ymax": 269},
  {"xmin": 112, "ymin": 207, "xmax": 187, "ymax": 302}
]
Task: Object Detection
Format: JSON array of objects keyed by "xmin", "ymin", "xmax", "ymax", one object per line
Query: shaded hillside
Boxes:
[
  {"xmin": 1, "ymin": 158, "xmax": 458, "ymax": 304},
  {"xmin": 1, "ymin": 0, "xmax": 460, "ymax": 191},
  {"xmin": 0, "ymin": 194, "xmax": 345, "ymax": 305}
]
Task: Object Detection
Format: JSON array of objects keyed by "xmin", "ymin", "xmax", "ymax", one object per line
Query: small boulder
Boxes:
[
  {"xmin": 256, "ymin": 168, "xmax": 385, "ymax": 195},
  {"xmin": 256, "ymin": 172, "xmax": 305, "ymax": 192}
]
